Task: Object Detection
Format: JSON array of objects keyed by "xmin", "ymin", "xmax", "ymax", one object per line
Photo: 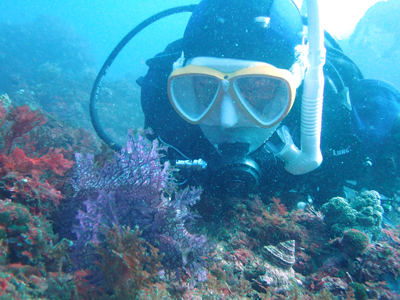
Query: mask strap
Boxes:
[
  {"xmin": 173, "ymin": 51, "xmax": 185, "ymax": 70},
  {"xmin": 290, "ymin": 44, "xmax": 308, "ymax": 88}
]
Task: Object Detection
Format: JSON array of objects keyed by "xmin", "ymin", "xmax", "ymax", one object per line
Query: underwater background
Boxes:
[{"xmin": 0, "ymin": 0, "xmax": 400, "ymax": 299}]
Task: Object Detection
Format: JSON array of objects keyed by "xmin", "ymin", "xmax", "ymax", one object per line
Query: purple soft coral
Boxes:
[
  {"xmin": 71, "ymin": 128, "xmax": 173, "ymax": 193},
  {"xmin": 71, "ymin": 129, "xmax": 211, "ymax": 282}
]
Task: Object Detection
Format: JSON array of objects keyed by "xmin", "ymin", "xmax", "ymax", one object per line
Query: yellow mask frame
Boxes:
[{"xmin": 168, "ymin": 64, "xmax": 297, "ymax": 128}]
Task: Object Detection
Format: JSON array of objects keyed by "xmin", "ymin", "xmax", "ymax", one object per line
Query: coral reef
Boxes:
[
  {"xmin": 0, "ymin": 98, "xmax": 74, "ymax": 215},
  {"xmin": 348, "ymin": 242, "xmax": 400, "ymax": 288},
  {"xmin": 0, "ymin": 98, "xmax": 106, "ymax": 299},
  {"xmin": 0, "ymin": 97, "xmax": 74, "ymax": 216},
  {"xmin": 321, "ymin": 190, "xmax": 384, "ymax": 240},
  {"xmin": 70, "ymin": 129, "xmax": 212, "ymax": 285},
  {"xmin": 94, "ymin": 226, "xmax": 168, "ymax": 299},
  {"xmin": 0, "ymin": 199, "xmax": 88, "ymax": 300},
  {"xmin": 0, "ymin": 199, "xmax": 56, "ymax": 267},
  {"xmin": 0, "ymin": 112, "xmax": 398, "ymax": 299}
]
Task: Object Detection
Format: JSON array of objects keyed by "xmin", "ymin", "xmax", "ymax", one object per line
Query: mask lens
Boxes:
[
  {"xmin": 170, "ymin": 75, "xmax": 219, "ymax": 122},
  {"xmin": 234, "ymin": 76, "xmax": 290, "ymax": 126}
]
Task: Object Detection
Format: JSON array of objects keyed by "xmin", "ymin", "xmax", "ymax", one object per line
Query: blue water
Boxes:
[
  {"xmin": 2, "ymin": 0, "xmax": 399, "ymax": 88},
  {"xmin": 0, "ymin": 0, "xmax": 200, "ymax": 79}
]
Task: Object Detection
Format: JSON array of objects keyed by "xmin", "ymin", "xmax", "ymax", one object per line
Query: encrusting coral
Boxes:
[{"xmin": 321, "ymin": 190, "xmax": 384, "ymax": 240}]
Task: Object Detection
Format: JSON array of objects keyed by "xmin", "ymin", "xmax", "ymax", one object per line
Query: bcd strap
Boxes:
[
  {"xmin": 350, "ymin": 79, "xmax": 400, "ymax": 158},
  {"xmin": 318, "ymin": 44, "xmax": 364, "ymax": 162}
]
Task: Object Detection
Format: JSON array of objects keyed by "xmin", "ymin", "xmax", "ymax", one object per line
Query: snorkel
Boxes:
[{"xmin": 270, "ymin": 0, "xmax": 325, "ymax": 175}]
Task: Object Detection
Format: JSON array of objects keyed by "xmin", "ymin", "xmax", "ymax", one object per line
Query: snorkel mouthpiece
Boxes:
[{"xmin": 271, "ymin": 0, "xmax": 325, "ymax": 175}]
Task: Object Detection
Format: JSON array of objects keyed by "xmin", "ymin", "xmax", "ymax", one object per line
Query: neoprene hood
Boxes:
[{"xmin": 183, "ymin": 0, "xmax": 304, "ymax": 69}]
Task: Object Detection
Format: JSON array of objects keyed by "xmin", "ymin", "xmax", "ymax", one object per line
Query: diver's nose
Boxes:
[
  {"xmin": 220, "ymin": 79, "xmax": 238, "ymax": 128},
  {"xmin": 220, "ymin": 93, "xmax": 238, "ymax": 128}
]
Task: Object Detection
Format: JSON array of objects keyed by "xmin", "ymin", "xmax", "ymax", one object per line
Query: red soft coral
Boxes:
[
  {"xmin": 271, "ymin": 197, "xmax": 288, "ymax": 216},
  {"xmin": 0, "ymin": 99, "xmax": 74, "ymax": 215},
  {"xmin": 0, "ymin": 102, "xmax": 46, "ymax": 155},
  {"xmin": 3, "ymin": 147, "xmax": 73, "ymax": 176}
]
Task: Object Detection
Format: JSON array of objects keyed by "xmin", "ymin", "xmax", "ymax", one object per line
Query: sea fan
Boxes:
[{"xmin": 71, "ymin": 129, "xmax": 211, "ymax": 282}]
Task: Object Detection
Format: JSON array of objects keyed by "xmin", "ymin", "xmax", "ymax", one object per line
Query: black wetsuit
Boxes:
[{"xmin": 141, "ymin": 39, "xmax": 400, "ymax": 203}]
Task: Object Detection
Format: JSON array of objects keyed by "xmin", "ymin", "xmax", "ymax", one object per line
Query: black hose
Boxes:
[{"xmin": 90, "ymin": 5, "xmax": 197, "ymax": 151}]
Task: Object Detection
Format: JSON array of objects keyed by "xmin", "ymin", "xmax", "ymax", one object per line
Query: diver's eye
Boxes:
[{"xmin": 193, "ymin": 76, "xmax": 219, "ymax": 108}]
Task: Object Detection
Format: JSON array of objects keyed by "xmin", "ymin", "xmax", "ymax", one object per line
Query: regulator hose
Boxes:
[{"xmin": 90, "ymin": 5, "xmax": 197, "ymax": 151}]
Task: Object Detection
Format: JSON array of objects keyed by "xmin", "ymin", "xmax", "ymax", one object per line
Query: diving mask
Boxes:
[{"xmin": 168, "ymin": 59, "xmax": 297, "ymax": 128}]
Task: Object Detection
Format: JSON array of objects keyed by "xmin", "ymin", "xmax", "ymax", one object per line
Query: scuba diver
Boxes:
[
  {"xmin": 138, "ymin": 0, "xmax": 400, "ymax": 202},
  {"xmin": 92, "ymin": 0, "xmax": 400, "ymax": 203}
]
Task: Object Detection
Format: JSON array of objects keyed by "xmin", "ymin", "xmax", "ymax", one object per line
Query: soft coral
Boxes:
[
  {"xmin": 0, "ymin": 101, "xmax": 46, "ymax": 155},
  {"xmin": 0, "ymin": 98, "xmax": 74, "ymax": 215}
]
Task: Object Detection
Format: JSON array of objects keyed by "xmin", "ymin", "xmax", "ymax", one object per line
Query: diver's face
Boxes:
[
  {"xmin": 168, "ymin": 56, "xmax": 296, "ymax": 154},
  {"xmin": 199, "ymin": 85, "xmax": 279, "ymax": 153},
  {"xmin": 191, "ymin": 58, "xmax": 281, "ymax": 154}
]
